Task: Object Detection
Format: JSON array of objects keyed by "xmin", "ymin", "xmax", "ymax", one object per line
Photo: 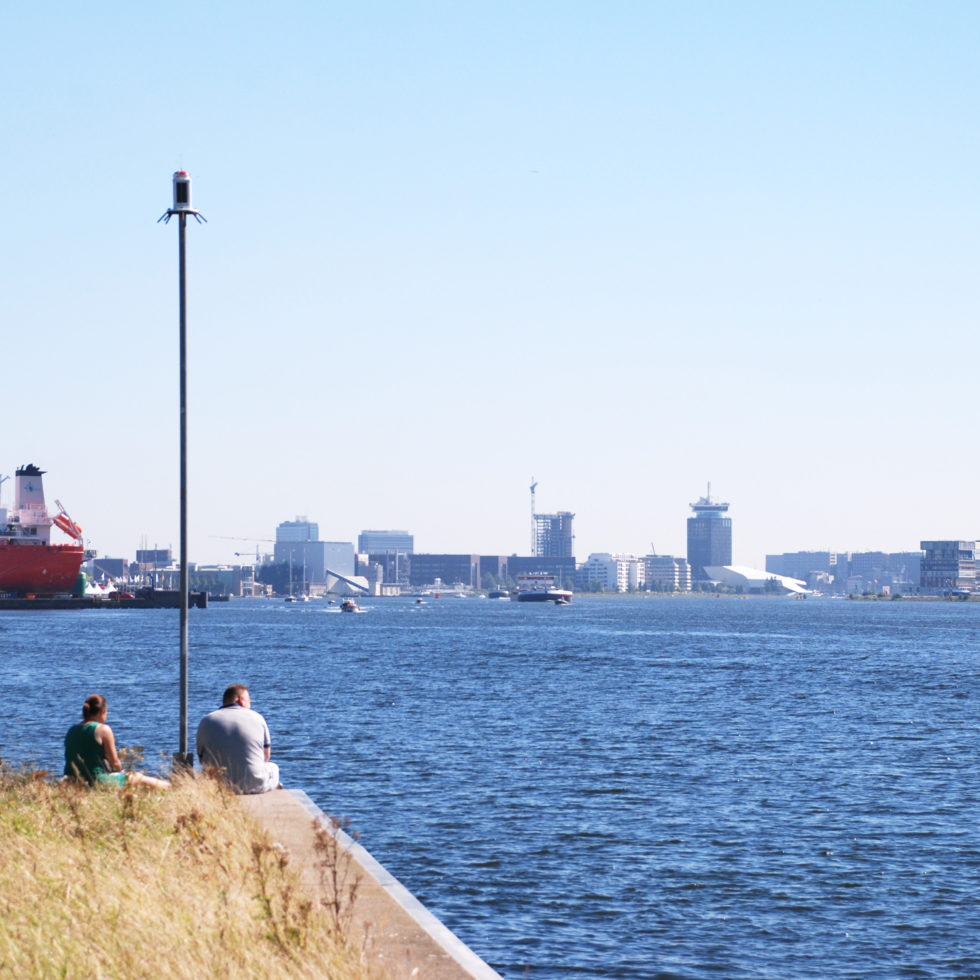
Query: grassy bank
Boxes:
[{"xmin": 0, "ymin": 766, "xmax": 373, "ymax": 979}]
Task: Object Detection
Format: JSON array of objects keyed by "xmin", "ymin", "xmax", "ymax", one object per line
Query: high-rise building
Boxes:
[
  {"xmin": 533, "ymin": 511, "xmax": 575, "ymax": 558},
  {"xmin": 357, "ymin": 530, "xmax": 414, "ymax": 554},
  {"xmin": 276, "ymin": 518, "xmax": 319, "ymax": 543},
  {"xmin": 920, "ymin": 541, "xmax": 976, "ymax": 593},
  {"xmin": 686, "ymin": 486, "xmax": 732, "ymax": 582}
]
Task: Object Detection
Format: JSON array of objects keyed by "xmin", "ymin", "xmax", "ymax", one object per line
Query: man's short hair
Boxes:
[{"xmin": 222, "ymin": 684, "xmax": 249, "ymax": 707}]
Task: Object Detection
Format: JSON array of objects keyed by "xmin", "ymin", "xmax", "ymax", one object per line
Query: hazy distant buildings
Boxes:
[
  {"xmin": 766, "ymin": 550, "xmax": 922, "ymax": 594},
  {"xmin": 136, "ymin": 548, "xmax": 172, "ymax": 569},
  {"xmin": 533, "ymin": 512, "xmax": 575, "ymax": 558},
  {"xmin": 686, "ymin": 487, "xmax": 732, "ymax": 582},
  {"xmin": 408, "ymin": 554, "xmax": 480, "ymax": 590},
  {"xmin": 644, "ymin": 555, "xmax": 692, "ymax": 592},
  {"xmin": 920, "ymin": 541, "xmax": 976, "ymax": 593},
  {"xmin": 766, "ymin": 551, "xmax": 839, "ymax": 582},
  {"xmin": 357, "ymin": 530, "xmax": 414, "ymax": 554}
]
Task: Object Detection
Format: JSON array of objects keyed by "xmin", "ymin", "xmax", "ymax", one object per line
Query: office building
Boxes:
[
  {"xmin": 920, "ymin": 541, "xmax": 976, "ymax": 593},
  {"xmin": 358, "ymin": 530, "xmax": 414, "ymax": 554},
  {"xmin": 362, "ymin": 551, "xmax": 411, "ymax": 587},
  {"xmin": 276, "ymin": 518, "xmax": 319, "ymax": 543},
  {"xmin": 687, "ymin": 486, "xmax": 732, "ymax": 582}
]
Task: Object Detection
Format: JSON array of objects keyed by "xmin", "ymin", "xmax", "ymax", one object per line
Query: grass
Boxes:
[{"xmin": 0, "ymin": 764, "xmax": 376, "ymax": 979}]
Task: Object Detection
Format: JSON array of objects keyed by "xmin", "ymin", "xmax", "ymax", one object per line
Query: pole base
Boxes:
[{"xmin": 172, "ymin": 751, "xmax": 194, "ymax": 773}]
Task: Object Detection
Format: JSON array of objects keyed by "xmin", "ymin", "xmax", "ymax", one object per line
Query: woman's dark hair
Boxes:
[{"xmin": 82, "ymin": 694, "xmax": 107, "ymax": 721}]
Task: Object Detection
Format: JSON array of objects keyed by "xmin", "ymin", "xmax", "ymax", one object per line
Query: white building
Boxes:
[
  {"xmin": 579, "ymin": 553, "xmax": 645, "ymax": 592},
  {"xmin": 644, "ymin": 555, "xmax": 692, "ymax": 592},
  {"xmin": 703, "ymin": 565, "xmax": 808, "ymax": 595}
]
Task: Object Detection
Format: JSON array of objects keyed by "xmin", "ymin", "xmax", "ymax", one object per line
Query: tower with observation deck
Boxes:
[{"xmin": 686, "ymin": 484, "xmax": 732, "ymax": 583}]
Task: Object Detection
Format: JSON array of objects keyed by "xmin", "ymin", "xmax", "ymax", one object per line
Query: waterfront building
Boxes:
[
  {"xmin": 91, "ymin": 557, "xmax": 127, "ymax": 582},
  {"xmin": 361, "ymin": 551, "xmax": 411, "ymax": 587},
  {"xmin": 766, "ymin": 550, "xmax": 922, "ymax": 594},
  {"xmin": 533, "ymin": 512, "xmax": 575, "ymax": 558},
  {"xmin": 919, "ymin": 541, "xmax": 976, "ymax": 593},
  {"xmin": 358, "ymin": 530, "xmax": 414, "ymax": 554},
  {"xmin": 578, "ymin": 553, "xmax": 644, "ymax": 592},
  {"xmin": 687, "ymin": 486, "xmax": 732, "ymax": 582},
  {"xmin": 408, "ymin": 554, "xmax": 481, "ymax": 590},
  {"xmin": 479, "ymin": 555, "xmax": 511, "ymax": 588},
  {"xmin": 271, "ymin": 517, "xmax": 355, "ymax": 586},
  {"xmin": 644, "ymin": 555, "xmax": 692, "ymax": 592},
  {"xmin": 273, "ymin": 539, "xmax": 356, "ymax": 584},
  {"xmin": 136, "ymin": 548, "xmax": 172, "ymax": 569},
  {"xmin": 704, "ymin": 565, "xmax": 807, "ymax": 595}
]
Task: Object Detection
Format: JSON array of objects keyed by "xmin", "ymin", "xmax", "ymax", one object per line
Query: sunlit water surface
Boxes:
[{"xmin": 7, "ymin": 596, "xmax": 980, "ymax": 978}]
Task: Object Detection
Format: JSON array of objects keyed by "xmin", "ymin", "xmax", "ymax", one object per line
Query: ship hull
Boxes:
[{"xmin": 0, "ymin": 543, "xmax": 85, "ymax": 595}]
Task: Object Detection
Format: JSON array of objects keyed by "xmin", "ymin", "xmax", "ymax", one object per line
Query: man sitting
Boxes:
[{"xmin": 196, "ymin": 684, "xmax": 281, "ymax": 794}]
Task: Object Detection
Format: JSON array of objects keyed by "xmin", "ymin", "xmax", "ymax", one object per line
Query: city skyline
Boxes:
[{"xmin": 4, "ymin": 4, "xmax": 979, "ymax": 568}]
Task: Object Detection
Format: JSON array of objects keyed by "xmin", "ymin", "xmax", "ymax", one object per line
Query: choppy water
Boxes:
[{"xmin": 6, "ymin": 595, "xmax": 980, "ymax": 978}]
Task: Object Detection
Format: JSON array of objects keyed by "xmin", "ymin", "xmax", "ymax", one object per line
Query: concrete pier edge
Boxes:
[{"xmin": 282, "ymin": 788, "xmax": 503, "ymax": 979}]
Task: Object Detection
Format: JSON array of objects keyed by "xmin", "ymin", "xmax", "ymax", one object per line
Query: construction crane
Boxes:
[
  {"xmin": 209, "ymin": 535, "xmax": 275, "ymax": 562},
  {"xmin": 530, "ymin": 477, "xmax": 538, "ymax": 557}
]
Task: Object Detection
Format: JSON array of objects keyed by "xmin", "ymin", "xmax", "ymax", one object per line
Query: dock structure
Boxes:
[{"xmin": 239, "ymin": 789, "xmax": 502, "ymax": 980}]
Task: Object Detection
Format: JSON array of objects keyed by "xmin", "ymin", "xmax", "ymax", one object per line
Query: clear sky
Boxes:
[{"xmin": 3, "ymin": 2, "xmax": 978, "ymax": 568}]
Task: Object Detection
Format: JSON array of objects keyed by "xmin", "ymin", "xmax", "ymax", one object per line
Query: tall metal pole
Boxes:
[
  {"xmin": 177, "ymin": 210, "xmax": 189, "ymax": 764},
  {"xmin": 160, "ymin": 171, "xmax": 205, "ymax": 770}
]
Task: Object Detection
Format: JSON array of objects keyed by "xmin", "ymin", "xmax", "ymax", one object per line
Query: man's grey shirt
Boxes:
[{"xmin": 196, "ymin": 704, "xmax": 279, "ymax": 794}]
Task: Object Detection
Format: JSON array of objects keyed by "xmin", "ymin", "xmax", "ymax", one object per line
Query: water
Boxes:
[{"xmin": 6, "ymin": 595, "xmax": 980, "ymax": 978}]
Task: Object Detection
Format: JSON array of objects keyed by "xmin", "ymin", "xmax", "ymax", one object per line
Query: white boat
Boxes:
[
  {"xmin": 340, "ymin": 598, "xmax": 359, "ymax": 613},
  {"xmin": 511, "ymin": 572, "xmax": 573, "ymax": 604}
]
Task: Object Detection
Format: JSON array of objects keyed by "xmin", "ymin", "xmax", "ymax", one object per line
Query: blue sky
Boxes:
[{"xmin": 3, "ymin": 2, "xmax": 978, "ymax": 567}]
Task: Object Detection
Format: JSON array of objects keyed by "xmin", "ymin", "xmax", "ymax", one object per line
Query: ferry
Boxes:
[
  {"xmin": 0, "ymin": 464, "xmax": 85, "ymax": 596},
  {"xmin": 511, "ymin": 572, "xmax": 573, "ymax": 604}
]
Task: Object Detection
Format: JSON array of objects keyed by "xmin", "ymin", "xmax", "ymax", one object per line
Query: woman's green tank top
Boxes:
[{"xmin": 64, "ymin": 721, "xmax": 106, "ymax": 784}]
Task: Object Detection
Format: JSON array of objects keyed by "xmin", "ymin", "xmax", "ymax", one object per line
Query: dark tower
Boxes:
[{"xmin": 686, "ymin": 484, "xmax": 732, "ymax": 583}]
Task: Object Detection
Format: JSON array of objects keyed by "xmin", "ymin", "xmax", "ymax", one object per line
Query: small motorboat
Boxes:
[{"xmin": 340, "ymin": 598, "xmax": 359, "ymax": 613}]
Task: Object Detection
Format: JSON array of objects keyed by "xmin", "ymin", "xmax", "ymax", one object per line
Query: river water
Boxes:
[{"xmin": 6, "ymin": 595, "xmax": 980, "ymax": 978}]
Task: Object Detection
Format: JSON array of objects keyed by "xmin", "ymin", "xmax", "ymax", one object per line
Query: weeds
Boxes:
[
  {"xmin": 0, "ymin": 767, "xmax": 370, "ymax": 979},
  {"xmin": 313, "ymin": 816, "xmax": 363, "ymax": 942}
]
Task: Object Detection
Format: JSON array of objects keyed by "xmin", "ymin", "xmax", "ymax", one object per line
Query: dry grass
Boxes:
[{"xmin": 0, "ymin": 764, "xmax": 375, "ymax": 979}]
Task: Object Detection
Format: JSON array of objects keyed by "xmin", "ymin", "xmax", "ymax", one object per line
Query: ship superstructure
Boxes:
[
  {"xmin": 511, "ymin": 572, "xmax": 573, "ymax": 604},
  {"xmin": 0, "ymin": 464, "xmax": 84, "ymax": 594}
]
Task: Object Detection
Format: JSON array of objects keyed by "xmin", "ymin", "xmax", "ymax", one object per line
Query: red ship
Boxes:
[{"xmin": 0, "ymin": 464, "xmax": 85, "ymax": 595}]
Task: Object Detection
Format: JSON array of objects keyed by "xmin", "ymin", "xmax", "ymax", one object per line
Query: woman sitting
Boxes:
[{"xmin": 64, "ymin": 693, "xmax": 169, "ymax": 789}]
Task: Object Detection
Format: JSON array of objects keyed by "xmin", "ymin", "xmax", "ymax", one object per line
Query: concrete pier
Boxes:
[{"xmin": 239, "ymin": 788, "xmax": 502, "ymax": 980}]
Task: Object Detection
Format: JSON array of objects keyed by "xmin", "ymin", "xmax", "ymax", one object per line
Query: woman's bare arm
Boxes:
[{"xmin": 97, "ymin": 723, "xmax": 122, "ymax": 771}]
